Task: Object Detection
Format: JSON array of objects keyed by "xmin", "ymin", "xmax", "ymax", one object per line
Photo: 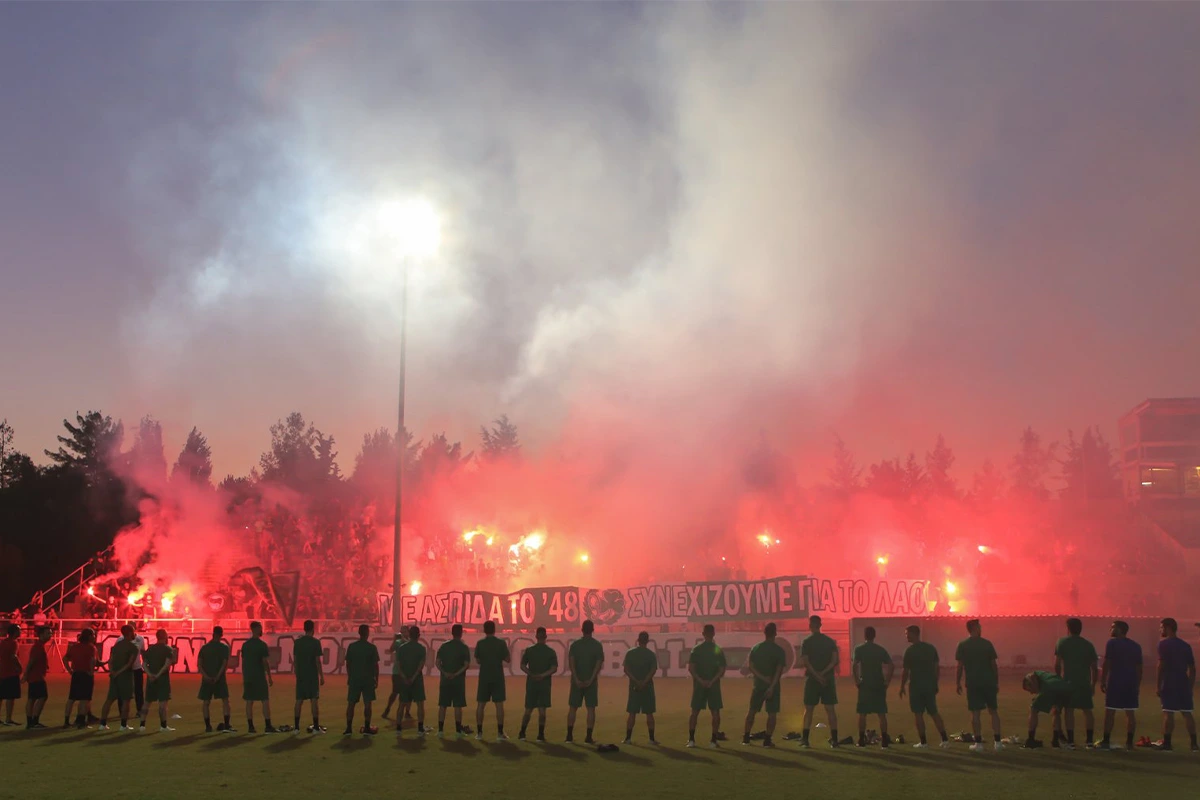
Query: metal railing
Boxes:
[{"xmin": 28, "ymin": 555, "xmax": 105, "ymax": 616}]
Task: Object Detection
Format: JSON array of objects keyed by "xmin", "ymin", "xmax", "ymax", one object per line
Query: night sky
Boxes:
[{"xmin": 2, "ymin": 2, "xmax": 1198, "ymax": 480}]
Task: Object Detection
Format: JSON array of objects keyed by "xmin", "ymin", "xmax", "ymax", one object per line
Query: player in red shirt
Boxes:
[
  {"xmin": 22, "ymin": 626, "xmax": 52, "ymax": 728},
  {"xmin": 63, "ymin": 628, "xmax": 99, "ymax": 729},
  {"xmin": 0, "ymin": 624, "xmax": 21, "ymax": 726}
]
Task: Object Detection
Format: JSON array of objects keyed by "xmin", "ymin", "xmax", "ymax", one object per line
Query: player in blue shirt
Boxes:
[
  {"xmin": 1097, "ymin": 620, "xmax": 1141, "ymax": 750},
  {"xmin": 1155, "ymin": 617, "xmax": 1196, "ymax": 751}
]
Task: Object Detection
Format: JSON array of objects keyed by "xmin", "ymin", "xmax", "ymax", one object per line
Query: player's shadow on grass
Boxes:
[
  {"xmin": 333, "ymin": 736, "xmax": 373, "ymax": 752},
  {"xmin": 84, "ymin": 734, "xmax": 138, "ymax": 747},
  {"xmin": 533, "ymin": 742, "xmax": 588, "ymax": 762},
  {"xmin": 265, "ymin": 735, "xmax": 314, "ymax": 753},
  {"xmin": 486, "ymin": 741, "xmax": 532, "ymax": 761},
  {"xmin": 653, "ymin": 745, "xmax": 715, "ymax": 765},
  {"xmin": 879, "ymin": 751, "xmax": 971, "ymax": 772},
  {"xmin": 152, "ymin": 732, "xmax": 206, "ymax": 749},
  {"xmin": 717, "ymin": 747, "xmax": 809, "ymax": 770},
  {"xmin": 804, "ymin": 749, "xmax": 900, "ymax": 770},
  {"xmin": 37, "ymin": 732, "xmax": 95, "ymax": 746},
  {"xmin": 437, "ymin": 738, "xmax": 480, "ymax": 757},
  {"xmin": 596, "ymin": 750, "xmax": 654, "ymax": 767},
  {"xmin": 201, "ymin": 734, "xmax": 254, "ymax": 750},
  {"xmin": 394, "ymin": 736, "xmax": 428, "ymax": 754}
]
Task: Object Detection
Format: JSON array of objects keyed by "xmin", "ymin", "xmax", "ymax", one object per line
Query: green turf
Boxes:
[{"xmin": 2, "ymin": 676, "xmax": 1198, "ymax": 800}]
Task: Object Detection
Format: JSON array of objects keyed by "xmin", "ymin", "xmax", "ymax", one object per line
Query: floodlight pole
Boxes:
[{"xmin": 392, "ymin": 260, "xmax": 409, "ymax": 634}]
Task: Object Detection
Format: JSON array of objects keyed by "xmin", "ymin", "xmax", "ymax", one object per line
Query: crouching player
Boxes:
[{"xmin": 1022, "ymin": 670, "xmax": 1073, "ymax": 748}]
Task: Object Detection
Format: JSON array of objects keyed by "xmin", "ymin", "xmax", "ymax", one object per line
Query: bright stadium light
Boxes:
[{"xmin": 374, "ymin": 197, "xmax": 442, "ymax": 259}]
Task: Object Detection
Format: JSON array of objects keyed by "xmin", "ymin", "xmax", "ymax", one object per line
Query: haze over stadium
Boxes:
[{"xmin": 2, "ymin": 2, "xmax": 1200, "ymax": 625}]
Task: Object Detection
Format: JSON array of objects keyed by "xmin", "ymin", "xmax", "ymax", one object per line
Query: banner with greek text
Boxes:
[{"xmin": 376, "ymin": 576, "xmax": 930, "ymax": 629}]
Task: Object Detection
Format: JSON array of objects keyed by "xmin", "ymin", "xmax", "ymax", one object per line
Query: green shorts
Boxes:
[
  {"xmin": 966, "ymin": 684, "xmax": 998, "ymax": 712},
  {"xmin": 749, "ymin": 682, "xmax": 781, "ymax": 714},
  {"xmin": 1067, "ymin": 683, "xmax": 1094, "ymax": 710},
  {"xmin": 525, "ymin": 679, "xmax": 552, "ymax": 710},
  {"xmin": 399, "ymin": 677, "xmax": 426, "ymax": 704},
  {"xmin": 242, "ymin": 678, "xmax": 270, "ymax": 702},
  {"xmin": 804, "ymin": 677, "xmax": 837, "ymax": 707},
  {"xmin": 477, "ymin": 679, "xmax": 506, "ymax": 704},
  {"xmin": 106, "ymin": 677, "xmax": 135, "ymax": 704},
  {"xmin": 690, "ymin": 681, "xmax": 723, "ymax": 712},
  {"xmin": 198, "ymin": 678, "xmax": 229, "ymax": 701},
  {"xmin": 144, "ymin": 676, "xmax": 171, "ymax": 703},
  {"xmin": 439, "ymin": 678, "xmax": 467, "ymax": 708},
  {"xmin": 856, "ymin": 685, "xmax": 888, "ymax": 715},
  {"xmin": 348, "ymin": 680, "xmax": 376, "ymax": 704},
  {"xmin": 908, "ymin": 688, "xmax": 938, "ymax": 715},
  {"xmin": 626, "ymin": 685, "xmax": 656, "ymax": 715},
  {"xmin": 295, "ymin": 675, "xmax": 320, "ymax": 701},
  {"xmin": 1031, "ymin": 688, "xmax": 1072, "ymax": 715},
  {"xmin": 569, "ymin": 682, "xmax": 599, "ymax": 709}
]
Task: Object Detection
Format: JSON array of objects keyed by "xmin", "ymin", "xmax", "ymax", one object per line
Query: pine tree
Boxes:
[
  {"xmin": 128, "ymin": 416, "xmax": 167, "ymax": 479},
  {"xmin": 827, "ymin": 435, "xmax": 862, "ymax": 495},
  {"xmin": 480, "ymin": 415, "xmax": 521, "ymax": 462},
  {"xmin": 171, "ymin": 427, "xmax": 214, "ymax": 487},
  {"xmin": 1009, "ymin": 426, "xmax": 1056, "ymax": 501},
  {"xmin": 45, "ymin": 411, "xmax": 124, "ymax": 478},
  {"xmin": 924, "ymin": 434, "xmax": 958, "ymax": 498}
]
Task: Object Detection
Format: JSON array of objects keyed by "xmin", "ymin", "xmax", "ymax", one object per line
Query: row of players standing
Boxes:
[
  {"xmin": 3, "ymin": 614, "xmax": 1195, "ymax": 751},
  {"xmin": 843, "ymin": 615, "xmax": 1197, "ymax": 752}
]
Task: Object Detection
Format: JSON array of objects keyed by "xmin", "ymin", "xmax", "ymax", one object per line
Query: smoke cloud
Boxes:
[{"xmin": 103, "ymin": 3, "xmax": 1200, "ymax": 604}]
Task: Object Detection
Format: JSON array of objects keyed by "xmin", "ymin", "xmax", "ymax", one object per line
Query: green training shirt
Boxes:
[
  {"xmin": 623, "ymin": 645, "xmax": 658, "ymax": 683},
  {"xmin": 955, "ymin": 637, "xmax": 998, "ymax": 689},
  {"xmin": 474, "ymin": 635, "xmax": 510, "ymax": 683},
  {"xmin": 902, "ymin": 641, "xmax": 939, "ymax": 693},
  {"xmin": 293, "ymin": 635, "xmax": 322, "ymax": 680},
  {"xmin": 569, "ymin": 637, "xmax": 605, "ymax": 680},
  {"xmin": 345, "ymin": 639, "xmax": 380, "ymax": 684},
  {"xmin": 689, "ymin": 640, "xmax": 727, "ymax": 682},
  {"xmin": 241, "ymin": 638, "xmax": 269, "ymax": 683},
  {"xmin": 852, "ymin": 641, "xmax": 893, "ymax": 688}
]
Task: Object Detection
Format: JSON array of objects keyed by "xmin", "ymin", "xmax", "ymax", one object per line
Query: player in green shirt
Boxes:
[
  {"xmin": 622, "ymin": 631, "xmax": 659, "ymax": 745},
  {"xmin": 381, "ymin": 629, "xmax": 406, "ymax": 722},
  {"xmin": 899, "ymin": 625, "xmax": 949, "ymax": 748},
  {"xmin": 241, "ymin": 621, "xmax": 276, "ymax": 734},
  {"xmin": 743, "ymin": 623, "xmax": 786, "ymax": 748},
  {"xmin": 395, "ymin": 625, "xmax": 428, "ymax": 736},
  {"xmin": 139, "ymin": 629, "xmax": 176, "ymax": 732},
  {"xmin": 519, "ymin": 627, "xmax": 558, "ymax": 741},
  {"xmin": 800, "ymin": 615, "xmax": 840, "ymax": 748},
  {"xmin": 474, "ymin": 620, "xmax": 512, "ymax": 740},
  {"xmin": 567, "ymin": 620, "xmax": 605, "ymax": 744},
  {"xmin": 955, "ymin": 619, "xmax": 1003, "ymax": 751},
  {"xmin": 98, "ymin": 625, "xmax": 138, "ymax": 731},
  {"xmin": 1054, "ymin": 617, "xmax": 1098, "ymax": 749},
  {"xmin": 436, "ymin": 624, "xmax": 471, "ymax": 737},
  {"xmin": 687, "ymin": 624, "xmax": 727, "ymax": 748},
  {"xmin": 292, "ymin": 619, "xmax": 325, "ymax": 734},
  {"xmin": 198, "ymin": 626, "xmax": 234, "ymax": 733},
  {"xmin": 852, "ymin": 626, "xmax": 895, "ymax": 748},
  {"xmin": 1022, "ymin": 670, "xmax": 1073, "ymax": 748},
  {"xmin": 343, "ymin": 624, "xmax": 380, "ymax": 736}
]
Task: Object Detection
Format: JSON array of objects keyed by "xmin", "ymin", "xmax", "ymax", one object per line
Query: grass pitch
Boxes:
[{"xmin": 2, "ymin": 675, "xmax": 1197, "ymax": 800}]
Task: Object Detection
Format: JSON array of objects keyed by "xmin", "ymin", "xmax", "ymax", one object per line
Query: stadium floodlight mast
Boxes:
[{"xmin": 374, "ymin": 196, "xmax": 442, "ymax": 634}]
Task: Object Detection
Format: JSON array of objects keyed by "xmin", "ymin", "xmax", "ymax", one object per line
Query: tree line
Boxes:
[{"xmin": 0, "ymin": 408, "xmax": 1123, "ymax": 611}]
